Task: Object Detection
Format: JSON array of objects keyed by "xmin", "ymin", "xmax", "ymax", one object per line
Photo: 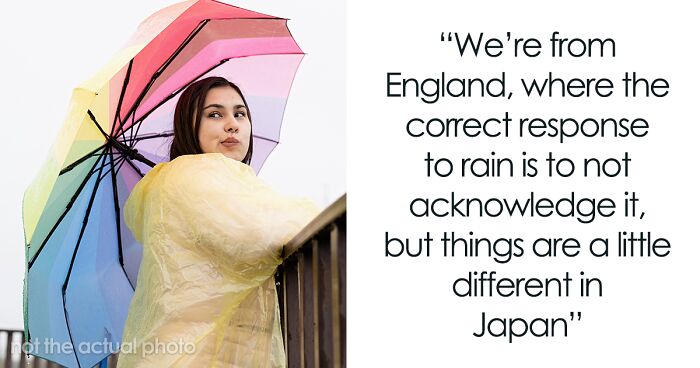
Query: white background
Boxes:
[
  {"xmin": 0, "ymin": 0, "xmax": 345, "ymax": 330},
  {"xmin": 1, "ymin": 0, "xmax": 699, "ymax": 366},
  {"xmin": 347, "ymin": 0, "xmax": 699, "ymax": 366}
]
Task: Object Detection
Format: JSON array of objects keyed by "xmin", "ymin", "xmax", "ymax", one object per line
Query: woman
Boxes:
[{"xmin": 117, "ymin": 77, "xmax": 319, "ymax": 367}]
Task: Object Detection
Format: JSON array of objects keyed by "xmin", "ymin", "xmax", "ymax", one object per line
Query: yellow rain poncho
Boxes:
[{"xmin": 117, "ymin": 153, "xmax": 319, "ymax": 367}]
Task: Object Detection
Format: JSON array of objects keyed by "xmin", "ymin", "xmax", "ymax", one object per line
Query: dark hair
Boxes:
[{"xmin": 169, "ymin": 76, "xmax": 253, "ymax": 164}]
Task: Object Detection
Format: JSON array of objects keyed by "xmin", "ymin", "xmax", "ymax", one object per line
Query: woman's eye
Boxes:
[
  {"xmin": 234, "ymin": 111, "xmax": 247, "ymax": 118},
  {"xmin": 208, "ymin": 112, "xmax": 222, "ymax": 118}
]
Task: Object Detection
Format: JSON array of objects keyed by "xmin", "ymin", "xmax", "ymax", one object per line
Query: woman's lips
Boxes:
[{"xmin": 221, "ymin": 137, "xmax": 240, "ymax": 147}]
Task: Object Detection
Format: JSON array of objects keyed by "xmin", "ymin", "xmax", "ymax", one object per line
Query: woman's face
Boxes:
[{"xmin": 197, "ymin": 86, "xmax": 251, "ymax": 161}]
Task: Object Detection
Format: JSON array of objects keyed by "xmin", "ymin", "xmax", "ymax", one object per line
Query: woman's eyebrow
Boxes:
[{"xmin": 203, "ymin": 104, "xmax": 247, "ymax": 110}]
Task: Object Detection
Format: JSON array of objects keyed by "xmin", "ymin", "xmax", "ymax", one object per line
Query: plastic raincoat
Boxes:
[{"xmin": 116, "ymin": 153, "xmax": 319, "ymax": 367}]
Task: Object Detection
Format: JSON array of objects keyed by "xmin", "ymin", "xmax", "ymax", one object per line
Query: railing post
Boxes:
[
  {"xmin": 337, "ymin": 215, "xmax": 346, "ymax": 368},
  {"xmin": 302, "ymin": 240, "xmax": 319, "ymax": 368},
  {"xmin": 3, "ymin": 330, "xmax": 13, "ymax": 368},
  {"xmin": 283, "ymin": 256, "xmax": 303, "ymax": 367}
]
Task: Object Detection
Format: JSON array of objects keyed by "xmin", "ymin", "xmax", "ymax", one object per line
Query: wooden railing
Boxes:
[{"xmin": 277, "ymin": 194, "xmax": 346, "ymax": 368}]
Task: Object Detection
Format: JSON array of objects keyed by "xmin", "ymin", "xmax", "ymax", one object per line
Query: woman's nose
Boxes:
[{"xmin": 224, "ymin": 117, "xmax": 239, "ymax": 133}]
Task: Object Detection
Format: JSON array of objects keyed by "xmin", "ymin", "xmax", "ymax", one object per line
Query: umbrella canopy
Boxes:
[{"xmin": 22, "ymin": 1, "xmax": 303, "ymax": 366}]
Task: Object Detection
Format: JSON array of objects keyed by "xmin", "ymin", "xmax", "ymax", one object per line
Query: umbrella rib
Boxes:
[
  {"xmin": 60, "ymin": 152, "xmax": 110, "ymax": 368},
  {"xmin": 114, "ymin": 152, "xmax": 131, "ymax": 176},
  {"xmin": 96, "ymin": 155, "xmax": 122, "ymax": 180},
  {"xmin": 129, "ymin": 108, "xmax": 136, "ymax": 149},
  {"xmin": 124, "ymin": 157, "xmax": 146, "ymax": 178},
  {"xmin": 131, "ymin": 131, "xmax": 174, "ymax": 142},
  {"xmin": 252, "ymin": 134, "xmax": 279, "ymax": 144},
  {"xmin": 59, "ymin": 143, "xmax": 108, "ymax": 176},
  {"xmin": 129, "ymin": 108, "xmax": 140, "ymax": 146},
  {"xmin": 27, "ymin": 148, "xmax": 108, "ymax": 269},
  {"xmin": 111, "ymin": 153, "xmax": 129, "ymax": 172},
  {"xmin": 97, "ymin": 151, "xmax": 130, "ymax": 181},
  {"xmin": 105, "ymin": 152, "xmax": 130, "ymax": 182},
  {"xmin": 100, "ymin": 154, "xmax": 129, "ymax": 182},
  {"xmin": 111, "ymin": 59, "xmax": 134, "ymax": 137},
  {"xmin": 117, "ymin": 19, "xmax": 210, "ymax": 139},
  {"xmin": 87, "ymin": 110, "xmax": 110, "ymax": 140},
  {"xmin": 109, "ymin": 149, "xmax": 136, "ymax": 291}
]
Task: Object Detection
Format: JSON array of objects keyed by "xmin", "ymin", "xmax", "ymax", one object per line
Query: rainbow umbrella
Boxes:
[{"xmin": 22, "ymin": 1, "xmax": 303, "ymax": 366}]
